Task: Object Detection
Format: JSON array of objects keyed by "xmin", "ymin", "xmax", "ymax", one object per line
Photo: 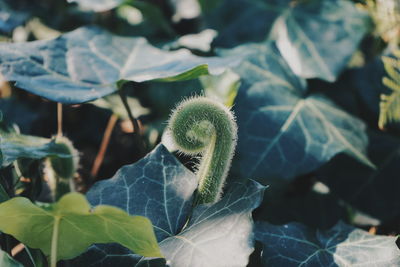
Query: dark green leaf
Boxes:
[
  {"xmin": 198, "ymin": 0, "xmax": 224, "ymax": 12},
  {"xmin": 204, "ymin": 0, "xmax": 290, "ymax": 47},
  {"xmin": 73, "ymin": 145, "xmax": 266, "ymax": 267},
  {"xmin": 0, "ymin": 249, "xmax": 23, "ymax": 267},
  {"xmin": 144, "ymin": 79, "xmax": 202, "ymax": 118},
  {"xmin": 0, "ymin": 131, "xmax": 71, "ymax": 167},
  {"xmin": 0, "ymin": 192, "xmax": 162, "ymax": 261},
  {"xmin": 200, "ymin": 69, "xmax": 240, "ymax": 106},
  {"xmin": 159, "ymin": 180, "xmax": 265, "ymax": 267},
  {"xmin": 270, "ymin": 0, "xmax": 371, "ymax": 81},
  {"xmin": 255, "ymin": 221, "xmax": 400, "ymax": 266},
  {"xmin": 69, "ymin": 243, "xmax": 167, "ymax": 267},
  {"xmin": 0, "ymin": 26, "xmax": 240, "ymax": 104},
  {"xmin": 229, "ymin": 43, "xmax": 374, "ymax": 180},
  {"xmin": 121, "ymin": 2, "xmax": 175, "ymax": 38},
  {"xmin": 86, "ymin": 144, "xmax": 198, "ymax": 241}
]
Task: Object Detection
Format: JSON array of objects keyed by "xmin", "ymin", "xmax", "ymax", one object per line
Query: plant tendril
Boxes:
[{"xmin": 168, "ymin": 97, "xmax": 237, "ymax": 204}]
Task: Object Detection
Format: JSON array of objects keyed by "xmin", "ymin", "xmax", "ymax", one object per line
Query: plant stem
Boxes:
[
  {"xmin": 50, "ymin": 217, "xmax": 60, "ymax": 267},
  {"xmin": 57, "ymin": 103, "xmax": 63, "ymax": 139},
  {"xmin": 118, "ymin": 88, "xmax": 146, "ymax": 158},
  {"xmin": 24, "ymin": 246, "xmax": 37, "ymax": 267},
  {"xmin": 90, "ymin": 113, "xmax": 118, "ymax": 178}
]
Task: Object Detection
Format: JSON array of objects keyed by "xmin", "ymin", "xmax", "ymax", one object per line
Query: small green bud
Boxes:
[
  {"xmin": 168, "ymin": 96, "xmax": 237, "ymax": 204},
  {"xmin": 48, "ymin": 136, "xmax": 79, "ymax": 180},
  {"xmin": 45, "ymin": 136, "xmax": 79, "ymax": 200}
]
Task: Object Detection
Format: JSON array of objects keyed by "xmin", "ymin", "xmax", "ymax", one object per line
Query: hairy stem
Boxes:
[
  {"xmin": 118, "ymin": 88, "xmax": 146, "ymax": 158},
  {"xmin": 168, "ymin": 97, "xmax": 237, "ymax": 204}
]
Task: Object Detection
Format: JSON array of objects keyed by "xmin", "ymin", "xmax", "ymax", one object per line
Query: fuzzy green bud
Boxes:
[
  {"xmin": 48, "ymin": 136, "xmax": 79, "ymax": 180},
  {"xmin": 168, "ymin": 96, "xmax": 237, "ymax": 204}
]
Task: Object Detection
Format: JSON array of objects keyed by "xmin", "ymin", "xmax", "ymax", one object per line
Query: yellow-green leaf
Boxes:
[{"xmin": 0, "ymin": 193, "xmax": 162, "ymax": 263}]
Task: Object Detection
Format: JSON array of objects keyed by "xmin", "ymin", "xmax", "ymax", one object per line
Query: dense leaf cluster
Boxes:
[{"xmin": 0, "ymin": 0, "xmax": 399, "ymax": 266}]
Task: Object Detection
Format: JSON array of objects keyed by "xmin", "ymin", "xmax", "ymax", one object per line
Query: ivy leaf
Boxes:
[
  {"xmin": 159, "ymin": 180, "xmax": 265, "ymax": 267},
  {"xmin": 86, "ymin": 144, "xmax": 198, "ymax": 241},
  {"xmin": 200, "ymin": 69, "xmax": 240, "ymax": 107},
  {"xmin": 229, "ymin": 43, "xmax": 374, "ymax": 180},
  {"xmin": 0, "ymin": 131, "xmax": 72, "ymax": 167},
  {"xmin": 72, "ymin": 145, "xmax": 266, "ymax": 267},
  {"xmin": 70, "ymin": 243, "xmax": 167, "ymax": 267},
  {"xmin": 255, "ymin": 221, "xmax": 400, "ymax": 266},
  {"xmin": 67, "ymin": 0, "xmax": 123, "ymax": 12},
  {"xmin": 0, "ymin": 26, "xmax": 240, "ymax": 104},
  {"xmin": 0, "ymin": 193, "xmax": 162, "ymax": 261},
  {"xmin": 204, "ymin": 0, "xmax": 290, "ymax": 47},
  {"xmin": 145, "ymin": 79, "xmax": 202, "ymax": 118},
  {"xmin": 270, "ymin": 0, "xmax": 371, "ymax": 82},
  {"xmin": 0, "ymin": 249, "xmax": 23, "ymax": 267}
]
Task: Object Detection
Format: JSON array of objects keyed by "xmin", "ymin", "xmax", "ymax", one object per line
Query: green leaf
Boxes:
[
  {"xmin": 198, "ymin": 0, "xmax": 225, "ymax": 12},
  {"xmin": 0, "ymin": 26, "xmax": 240, "ymax": 104},
  {"xmin": 159, "ymin": 180, "xmax": 265, "ymax": 267},
  {"xmin": 85, "ymin": 144, "xmax": 198, "ymax": 241},
  {"xmin": 229, "ymin": 43, "xmax": 374, "ymax": 180},
  {"xmin": 270, "ymin": 0, "xmax": 371, "ymax": 82},
  {"xmin": 0, "ymin": 249, "xmax": 23, "ymax": 267},
  {"xmin": 0, "ymin": 131, "xmax": 71, "ymax": 167},
  {"xmin": 145, "ymin": 79, "xmax": 203, "ymax": 118},
  {"xmin": 204, "ymin": 0, "xmax": 290, "ymax": 47},
  {"xmin": 72, "ymin": 145, "xmax": 266, "ymax": 266},
  {"xmin": 117, "ymin": 2, "xmax": 175, "ymax": 38},
  {"xmin": 73, "ymin": 244, "xmax": 167, "ymax": 267},
  {"xmin": 255, "ymin": 221, "xmax": 400, "ymax": 266},
  {"xmin": 0, "ymin": 193, "xmax": 162, "ymax": 262},
  {"xmin": 200, "ymin": 69, "xmax": 240, "ymax": 106}
]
